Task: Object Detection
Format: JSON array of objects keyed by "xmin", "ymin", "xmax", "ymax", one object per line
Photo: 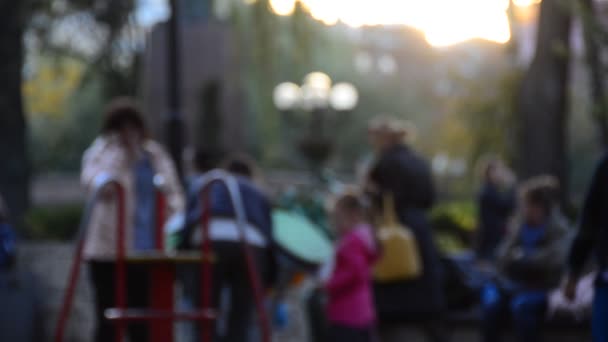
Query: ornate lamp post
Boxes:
[{"xmin": 273, "ymin": 72, "xmax": 359, "ymax": 173}]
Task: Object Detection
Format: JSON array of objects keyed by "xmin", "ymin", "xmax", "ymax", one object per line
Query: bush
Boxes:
[
  {"xmin": 24, "ymin": 205, "xmax": 83, "ymax": 240},
  {"xmin": 431, "ymin": 201, "xmax": 477, "ymax": 253}
]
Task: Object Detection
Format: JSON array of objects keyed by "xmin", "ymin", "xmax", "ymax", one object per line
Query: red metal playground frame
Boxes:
[{"xmin": 54, "ymin": 173, "xmax": 271, "ymax": 342}]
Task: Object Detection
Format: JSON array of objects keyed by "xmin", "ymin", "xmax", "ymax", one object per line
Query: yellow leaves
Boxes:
[{"xmin": 23, "ymin": 58, "xmax": 85, "ymax": 119}]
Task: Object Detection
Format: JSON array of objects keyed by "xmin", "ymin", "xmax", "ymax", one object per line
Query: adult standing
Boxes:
[
  {"xmin": 564, "ymin": 155, "xmax": 608, "ymax": 342},
  {"xmin": 81, "ymin": 98, "xmax": 184, "ymax": 342},
  {"xmin": 366, "ymin": 117, "xmax": 446, "ymax": 341},
  {"xmin": 181, "ymin": 155, "xmax": 276, "ymax": 342},
  {"xmin": 476, "ymin": 157, "xmax": 516, "ymax": 263}
]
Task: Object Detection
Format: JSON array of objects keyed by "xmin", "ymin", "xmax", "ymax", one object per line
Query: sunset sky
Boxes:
[
  {"xmin": 270, "ymin": 0, "xmax": 541, "ymax": 46},
  {"xmin": 136, "ymin": 0, "xmax": 541, "ymax": 47}
]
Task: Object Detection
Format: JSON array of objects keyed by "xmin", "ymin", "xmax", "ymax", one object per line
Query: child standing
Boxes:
[{"xmin": 325, "ymin": 193, "xmax": 379, "ymax": 342}]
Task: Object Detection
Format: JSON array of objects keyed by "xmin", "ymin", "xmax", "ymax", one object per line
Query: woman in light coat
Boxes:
[{"xmin": 81, "ymin": 98, "xmax": 184, "ymax": 342}]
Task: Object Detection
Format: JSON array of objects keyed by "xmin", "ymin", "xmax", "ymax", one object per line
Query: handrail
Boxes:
[
  {"xmin": 194, "ymin": 171, "xmax": 272, "ymax": 342},
  {"xmin": 54, "ymin": 175, "xmax": 124, "ymax": 342}
]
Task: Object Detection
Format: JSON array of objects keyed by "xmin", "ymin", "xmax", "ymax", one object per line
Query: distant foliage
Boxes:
[
  {"xmin": 23, "ymin": 57, "xmax": 85, "ymax": 119},
  {"xmin": 29, "ymin": 78, "xmax": 105, "ymax": 173},
  {"xmin": 25, "ymin": 204, "xmax": 83, "ymax": 240}
]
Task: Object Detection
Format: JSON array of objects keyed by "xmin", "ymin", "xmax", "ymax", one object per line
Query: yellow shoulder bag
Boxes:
[{"xmin": 373, "ymin": 194, "xmax": 422, "ymax": 282}]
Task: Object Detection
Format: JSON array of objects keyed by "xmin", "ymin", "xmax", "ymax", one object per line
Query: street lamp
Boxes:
[
  {"xmin": 330, "ymin": 83, "xmax": 359, "ymax": 111},
  {"xmin": 273, "ymin": 72, "xmax": 359, "ymax": 173},
  {"xmin": 166, "ymin": 0, "xmax": 183, "ymax": 179}
]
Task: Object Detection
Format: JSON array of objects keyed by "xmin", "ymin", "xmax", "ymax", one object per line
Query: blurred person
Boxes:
[
  {"xmin": 81, "ymin": 97, "xmax": 184, "ymax": 342},
  {"xmin": 181, "ymin": 154, "xmax": 277, "ymax": 342},
  {"xmin": 476, "ymin": 157, "xmax": 516, "ymax": 263},
  {"xmin": 0, "ymin": 197, "xmax": 16, "ymax": 271},
  {"xmin": 323, "ymin": 191, "xmax": 379, "ymax": 342},
  {"xmin": 481, "ymin": 176, "xmax": 571, "ymax": 342},
  {"xmin": 366, "ymin": 117, "xmax": 446, "ymax": 341},
  {"xmin": 179, "ymin": 148, "xmax": 222, "ymax": 249},
  {"xmin": 0, "ymin": 195, "xmax": 44, "ymax": 342},
  {"xmin": 564, "ymin": 155, "xmax": 608, "ymax": 342}
]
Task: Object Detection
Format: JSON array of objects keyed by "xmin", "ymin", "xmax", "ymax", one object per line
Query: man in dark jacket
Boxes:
[
  {"xmin": 181, "ymin": 155, "xmax": 276, "ymax": 342},
  {"xmin": 367, "ymin": 118, "xmax": 446, "ymax": 341},
  {"xmin": 564, "ymin": 155, "xmax": 608, "ymax": 342}
]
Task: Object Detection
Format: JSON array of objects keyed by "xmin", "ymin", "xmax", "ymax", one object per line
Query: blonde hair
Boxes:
[{"xmin": 368, "ymin": 115, "xmax": 417, "ymax": 144}]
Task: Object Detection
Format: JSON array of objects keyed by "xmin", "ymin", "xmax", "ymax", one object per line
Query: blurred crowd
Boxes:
[{"xmin": 1, "ymin": 97, "xmax": 607, "ymax": 342}]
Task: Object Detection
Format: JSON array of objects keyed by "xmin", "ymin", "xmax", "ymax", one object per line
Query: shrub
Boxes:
[
  {"xmin": 24, "ymin": 205, "xmax": 83, "ymax": 240},
  {"xmin": 431, "ymin": 201, "xmax": 477, "ymax": 253}
]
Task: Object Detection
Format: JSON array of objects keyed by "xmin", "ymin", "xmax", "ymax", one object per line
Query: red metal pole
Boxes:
[
  {"xmin": 115, "ymin": 184, "xmax": 127, "ymax": 342},
  {"xmin": 237, "ymin": 219, "xmax": 272, "ymax": 342},
  {"xmin": 155, "ymin": 191, "xmax": 166, "ymax": 250},
  {"xmin": 53, "ymin": 227, "xmax": 87, "ymax": 342},
  {"xmin": 150, "ymin": 191, "xmax": 174, "ymax": 342},
  {"xmin": 200, "ymin": 186, "xmax": 214, "ymax": 342}
]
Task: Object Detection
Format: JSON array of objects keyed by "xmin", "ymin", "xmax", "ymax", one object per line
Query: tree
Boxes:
[
  {"xmin": 0, "ymin": 0, "xmax": 136, "ymax": 227},
  {"xmin": 579, "ymin": 0, "xmax": 608, "ymax": 149},
  {"xmin": 516, "ymin": 0, "xmax": 572, "ymax": 195},
  {"xmin": 0, "ymin": 2, "xmax": 29, "ymax": 226}
]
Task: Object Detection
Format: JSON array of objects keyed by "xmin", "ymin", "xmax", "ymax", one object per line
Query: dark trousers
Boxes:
[
  {"xmin": 481, "ymin": 283, "xmax": 547, "ymax": 342},
  {"xmin": 328, "ymin": 324, "xmax": 376, "ymax": 342},
  {"xmin": 183, "ymin": 241, "xmax": 270, "ymax": 342},
  {"xmin": 89, "ymin": 261, "xmax": 150, "ymax": 342}
]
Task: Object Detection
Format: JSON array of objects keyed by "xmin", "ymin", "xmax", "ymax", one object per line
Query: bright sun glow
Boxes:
[
  {"xmin": 513, "ymin": 0, "xmax": 542, "ymax": 6},
  {"xmin": 269, "ymin": 0, "xmax": 297, "ymax": 16},
  {"xmin": 269, "ymin": 0, "xmax": 541, "ymax": 47}
]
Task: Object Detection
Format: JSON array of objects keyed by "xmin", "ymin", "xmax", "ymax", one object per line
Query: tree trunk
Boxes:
[
  {"xmin": 0, "ymin": 2, "xmax": 29, "ymax": 226},
  {"xmin": 516, "ymin": 0, "xmax": 572, "ymax": 192},
  {"xmin": 580, "ymin": 0, "xmax": 608, "ymax": 148}
]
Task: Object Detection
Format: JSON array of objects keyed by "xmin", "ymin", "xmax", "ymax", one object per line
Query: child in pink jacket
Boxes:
[{"xmin": 325, "ymin": 193, "xmax": 379, "ymax": 342}]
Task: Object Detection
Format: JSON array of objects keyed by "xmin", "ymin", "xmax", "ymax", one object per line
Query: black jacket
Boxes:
[
  {"xmin": 568, "ymin": 155, "xmax": 608, "ymax": 280},
  {"xmin": 476, "ymin": 183, "xmax": 516, "ymax": 259},
  {"xmin": 369, "ymin": 144, "xmax": 435, "ymax": 210}
]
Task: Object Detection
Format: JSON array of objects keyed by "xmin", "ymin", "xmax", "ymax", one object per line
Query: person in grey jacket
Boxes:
[{"xmin": 481, "ymin": 176, "xmax": 572, "ymax": 342}]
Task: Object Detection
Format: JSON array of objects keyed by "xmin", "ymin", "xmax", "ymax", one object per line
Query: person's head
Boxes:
[
  {"xmin": 332, "ymin": 191, "xmax": 367, "ymax": 236},
  {"xmin": 368, "ymin": 116, "xmax": 415, "ymax": 152},
  {"xmin": 520, "ymin": 176, "xmax": 559, "ymax": 226},
  {"xmin": 101, "ymin": 97, "xmax": 148, "ymax": 150},
  {"xmin": 223, "ymin": 154, "xmax": 258, "ymax": 179},
  {"xmin": 479, "ymin": 156, "xmax": 503, "ymax": 185}
]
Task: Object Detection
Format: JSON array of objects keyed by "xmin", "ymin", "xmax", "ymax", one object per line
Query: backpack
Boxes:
[{"xmin": 373, "ymin": 194, "xmax": 422, "ymax": 282}]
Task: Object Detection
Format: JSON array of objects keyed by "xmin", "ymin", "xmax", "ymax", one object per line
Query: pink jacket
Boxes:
[{"xmin": 325, "ymin": 224, "xmax": 379, "ymax": 328}]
